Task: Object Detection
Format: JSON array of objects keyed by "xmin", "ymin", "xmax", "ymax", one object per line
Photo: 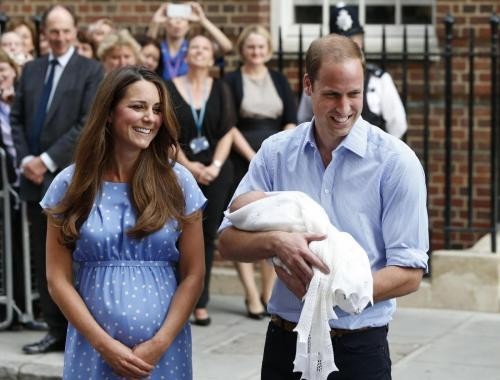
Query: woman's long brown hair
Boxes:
[{"xmin": 47, "ymin": 66, "xmax": 189, "ymax": 249}]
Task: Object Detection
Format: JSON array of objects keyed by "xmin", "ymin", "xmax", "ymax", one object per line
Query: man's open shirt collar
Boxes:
[{"xmin": 303, "ymin": 116, "xmax": 368, "ymax": 158}]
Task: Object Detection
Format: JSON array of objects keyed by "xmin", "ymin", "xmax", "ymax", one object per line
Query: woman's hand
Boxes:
[
  {"xmin": 98, "ymin": 338, "xmax": 154, "ymax": 379},
  {"xmin": 0, "ymin": 86, "xmax": 15, "ymax": 104},
  {"xmin": 132, "ymin": 338, "xmax": 168, "ymax": 368},
  {"xmin": 187, "ymin": 2, "xmax": 207, "ymax": 23},
  {"xmin": 186, "ymin": 161, "xmax": 205, "ymax": 182},
  {"xmin": 197, "ymin": 164, "xmax": 220, "ymax": 185},
  {"xmin": 152, "ymin": 3, "xmax": 169, "ymax": 23}
]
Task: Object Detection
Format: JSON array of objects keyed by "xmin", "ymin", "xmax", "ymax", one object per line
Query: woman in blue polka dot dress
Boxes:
[{"xmin": 40, "ymin": 66, "xmax": 206, "ymax": 379}]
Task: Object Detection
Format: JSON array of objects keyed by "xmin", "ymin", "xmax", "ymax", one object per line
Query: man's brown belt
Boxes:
[{"xmin": 271, "ymin": 314, "xmax": 377, "ymax": 338}]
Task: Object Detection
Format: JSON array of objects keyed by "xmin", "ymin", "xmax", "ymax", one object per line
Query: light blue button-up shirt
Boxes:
[{"xmin": 219, "ymin": 117, "xmax": 429, "ymax": 329}]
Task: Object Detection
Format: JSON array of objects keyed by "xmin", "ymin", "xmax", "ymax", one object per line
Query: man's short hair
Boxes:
[
  {"xmin": 305, "ymin": 34, "xmax": 365, "ymax": 83},
  {"xmin": 41, "ymin": 5, "xmax": 78, "ymax": 29}
]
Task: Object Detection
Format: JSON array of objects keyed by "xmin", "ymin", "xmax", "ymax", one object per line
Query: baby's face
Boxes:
[{"xmin": 230, "ymin": 191, "xmax": 267, "ymax": 212}]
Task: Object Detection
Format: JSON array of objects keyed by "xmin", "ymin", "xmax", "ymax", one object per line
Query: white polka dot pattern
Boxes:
[{"xmin": 39, "ymin": 164, "xmax": 206, "ymax": 379}]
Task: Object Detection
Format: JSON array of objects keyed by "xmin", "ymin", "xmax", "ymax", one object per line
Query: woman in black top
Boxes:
[
  {"xmin": 225, "ymin": 25, "xmax": 297, "ymax": 319},
  {"xmin": 166, "ymin": 35, "xmax": 236, "ymax": 326}
]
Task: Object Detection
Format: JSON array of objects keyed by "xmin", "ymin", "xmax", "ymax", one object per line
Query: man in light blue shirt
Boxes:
[{"xmin": 219, "ymin": 34, "xmax": 428, "ymax": 380}]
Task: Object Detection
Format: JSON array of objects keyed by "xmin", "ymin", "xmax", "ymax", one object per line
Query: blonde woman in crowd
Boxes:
[
  {"xmin": 147, "ymin": 2, "xmax": 232, "ymax": 81},
  {"xmin": 0, "ymin": 48, "xmax": 19, "ymax": 182},
  {"xmin": 87, "ymin": 18, "xmax": 115, "ymax": 46},
  {"xmin": 224, "ymin": 24, "xmax": 297, "ymax": 319},
  {"xmin": 0, "ymin": 48, "xmax": 25, "ymax": 329},
  {"xmin": 97, "ymin": 29, "xmax": 140, "ymax": 74},
  {"xmin": 0, "ymin": 31, "xmax": 31, "ymax": 67},
  {"xmin": 7, "ymin": 19, "xmax": 36, "ymax": 58}
]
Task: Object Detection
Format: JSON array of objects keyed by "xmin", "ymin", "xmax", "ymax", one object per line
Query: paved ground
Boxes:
[{"xmin": 1, "ymin": 294, "xmax": 500, "ymax": 380}]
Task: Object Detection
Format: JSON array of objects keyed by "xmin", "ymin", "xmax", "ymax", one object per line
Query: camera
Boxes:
[{"xmin": 167, "ymin": 4, "xmax": 192, "ymax": 18}]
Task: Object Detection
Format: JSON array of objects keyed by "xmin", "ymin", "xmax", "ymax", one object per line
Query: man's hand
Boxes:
[
  {"xmin": 273, "ymin": 231, "xmax": 329, "ymax": 298},
  {"xmin": 22, "ymin": 157, "xmax": 47, "ymax": 185},
  {"xmin": 275, "ymin": 265, "xmax": 308, "ymax": 299}
]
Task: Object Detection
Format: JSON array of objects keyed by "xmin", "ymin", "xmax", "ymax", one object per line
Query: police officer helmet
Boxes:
[{"xmin": 329, "ymin": 2, "xmax": 364, "ymax": 37}]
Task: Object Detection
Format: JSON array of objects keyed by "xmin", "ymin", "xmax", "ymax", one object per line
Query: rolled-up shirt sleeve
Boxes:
[
  {"xmin": 381, "ymin": 149, "xmax": 429, "ymax": 271},
  {"xmin": 218, "ymin": 141, "xmax": 274, "ymax": 232}
]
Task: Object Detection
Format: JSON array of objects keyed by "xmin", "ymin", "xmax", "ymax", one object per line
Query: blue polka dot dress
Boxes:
[{"xmin": 40, "ymin": 164, "xmax": 206, "ymax": 380}]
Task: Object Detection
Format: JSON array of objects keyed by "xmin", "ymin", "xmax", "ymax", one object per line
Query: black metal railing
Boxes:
[
  {"xmin": 271, "ymin": 15, "xmax": 499, "ymax": 253},
  {"xmin": 0, "ymin": 11, "xmax": 498, "ymax": 252}
]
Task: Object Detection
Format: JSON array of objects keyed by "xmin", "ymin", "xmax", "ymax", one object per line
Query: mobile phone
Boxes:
[{"xmin": 167, "ymin": 4, "xmax": 192, "ymax": 18}]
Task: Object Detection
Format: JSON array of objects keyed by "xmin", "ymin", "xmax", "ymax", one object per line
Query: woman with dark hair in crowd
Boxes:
[
  {"xmin": 166, "ymin": 34, "xmax": 236, "ymax": 326},
  {"xmin": 42, "ymin": 66, "xmax": 206, "ymax": 379},
  {"xmin": 135, "ymin": 34, "xmax": 163, "ymax": 77},
  {"xmin": 76, "ymin": 28, "xmax": 97, "ymax": 60}
]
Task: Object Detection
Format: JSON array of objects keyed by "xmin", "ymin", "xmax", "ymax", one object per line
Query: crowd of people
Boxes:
[{"xmin": 0, "ymin": 2, "xmax": 426, "ymax": 380}]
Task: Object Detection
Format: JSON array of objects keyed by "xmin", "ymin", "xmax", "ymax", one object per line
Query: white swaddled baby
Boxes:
[{"xmin": 225, "ymin": 190, "xmax": 373, "ymax": 380}]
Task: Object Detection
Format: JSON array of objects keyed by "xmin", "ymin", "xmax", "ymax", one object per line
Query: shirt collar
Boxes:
[
  {"xmin": 303, "ymin": 116, "xmax": 368, "ymax": 158},
  {"xmin": 302, "ymin": 118, "xmax": 317, "ymax": 152},
  {"xmin": 338, "ymin": 117, "xmax": 368, "ymax": 157},
  {"xmin": 49, "ymin": 46, "xmax": 75, "ymax": 68}
]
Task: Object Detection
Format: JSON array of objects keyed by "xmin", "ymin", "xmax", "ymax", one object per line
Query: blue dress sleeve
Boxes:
[
  {"xmin": 173, "ymin": 163, "xmax": 207, "ymax": 215},
  {"xmin": 39, "ymin": 165, "xmax": 75, "ymax": 210}
]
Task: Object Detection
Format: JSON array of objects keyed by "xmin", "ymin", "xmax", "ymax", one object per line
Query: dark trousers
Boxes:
[
  {"xmin": 28, "ymin": 201, "xmax": 67, "ymax": 339},
  {"xmin": 196, "ymin": 161, "xmax": 234, "ymax": 309},
  {"xmin": 261, "ymin": 321, "xmax": 392, "ymax": 380}
]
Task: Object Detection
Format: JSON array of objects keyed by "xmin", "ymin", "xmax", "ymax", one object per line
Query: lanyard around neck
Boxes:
[
  {"xmin": 162, "ymin": 40, "xmax": 187, "ymax": 79},
  {"xmin": 184, "ymin": 77, "xmax": 209, "ymax": 137}
]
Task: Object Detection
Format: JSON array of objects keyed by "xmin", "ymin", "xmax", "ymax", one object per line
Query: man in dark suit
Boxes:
[{"xmin": 11, "ymin": 5, "xmax": 104, "ymax": 354}]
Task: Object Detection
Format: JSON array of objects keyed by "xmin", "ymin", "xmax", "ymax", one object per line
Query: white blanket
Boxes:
[{"xmin": 225, "ymin": 191, "xmax": 373, "ymax": 380}]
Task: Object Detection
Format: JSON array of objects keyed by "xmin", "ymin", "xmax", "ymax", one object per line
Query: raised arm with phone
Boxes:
[{"xmin": 147, "ymin": 2, "xmax": 232, "ymax": 81}]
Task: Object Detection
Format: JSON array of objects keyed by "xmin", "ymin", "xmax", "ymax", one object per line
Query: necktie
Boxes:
[{"xmin": 30, "ymin": 59, "xmax": 58, "ymax": 155}]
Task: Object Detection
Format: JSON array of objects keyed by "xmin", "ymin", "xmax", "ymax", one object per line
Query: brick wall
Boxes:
[
  {"xmin": 0, "ymin": 0, "xmax": 270, "ymax": 41},
  {"xmin": 426, "ymin": 0, "xmax": 498, "ymax": 249},
  {"xmin": 1, "ymin": 0, "xmax": 498, "ymax": 251}
]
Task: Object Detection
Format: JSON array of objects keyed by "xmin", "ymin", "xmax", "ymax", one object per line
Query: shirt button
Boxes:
[{"xmin": 324, "ymin": 189, "xmax": 329, "ymax": 194}]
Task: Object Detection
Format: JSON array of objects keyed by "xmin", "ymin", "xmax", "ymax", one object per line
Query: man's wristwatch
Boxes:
[{"xmin": 212, "ymin": 159, "xmax": 223, "ymax": 169}]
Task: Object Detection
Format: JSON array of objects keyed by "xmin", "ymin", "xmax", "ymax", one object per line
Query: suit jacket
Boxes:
[{"xmin": 11, "ymin": 51, "xmax": 104, "ymax": 201}]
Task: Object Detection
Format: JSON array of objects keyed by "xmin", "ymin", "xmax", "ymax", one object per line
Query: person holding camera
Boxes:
[{"xmin": 148, "ymin": 2, "xmax": 232, "ymax": 81}]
